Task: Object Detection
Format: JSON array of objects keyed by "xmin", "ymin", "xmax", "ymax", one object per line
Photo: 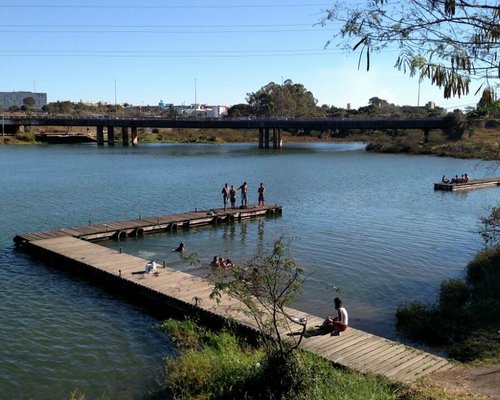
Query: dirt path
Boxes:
[{"xmin": 415, "ymin": 364, "xmax": 500, "ymax": 399}]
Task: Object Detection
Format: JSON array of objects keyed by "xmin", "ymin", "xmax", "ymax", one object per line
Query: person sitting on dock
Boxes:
[
  {"xmin": 145, "ymin": 260, "xmax": 157, "ymax": 274},
  {"xmin": 210, "ymin": 256, "xmax": 219, "ymax": 268},
  {"xmin": 321, "ymin": 297, "xmax": 348, "ymax": 336},
  {"xmin": 174, "ymin": 242, "xmax": 185, "ymax": 253},
  {"xmin": 218, "ymin": 257, "xmax": 228, "ymax": 268},
  {"xmin": 441, "ymin": 175, "xmax": 449, "ymax": 183}
]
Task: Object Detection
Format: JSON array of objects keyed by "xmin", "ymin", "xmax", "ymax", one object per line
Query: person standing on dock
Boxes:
[
  {"xmin": 258, "ymin": 182, "xmax": 265, "ymax": 206},
  {"xmin": 222, "ymin": 183, "xmax": 230, "ymax": 210},
  {"xmin": 229, "ymin": 185, "xmax": 237, "ymax": 209},
  {"xmin": 238, "ymin": 181, "xmax": 248, "ymax": 207}
]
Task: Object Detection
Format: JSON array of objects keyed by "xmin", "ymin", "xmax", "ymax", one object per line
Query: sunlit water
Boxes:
[{"xmin": 1, "ymin": 142, "xmax": 498, "ymax": 399}]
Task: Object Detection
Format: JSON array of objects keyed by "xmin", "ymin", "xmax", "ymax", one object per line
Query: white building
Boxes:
[{"xmin": 0, "ymin": 91, "xmax": 47, "ymax": 110}]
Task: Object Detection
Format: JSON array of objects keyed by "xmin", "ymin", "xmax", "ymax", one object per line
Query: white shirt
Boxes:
[{"xmin": 338, "ymin": 307, "xmax": 348, "ymax": 326}]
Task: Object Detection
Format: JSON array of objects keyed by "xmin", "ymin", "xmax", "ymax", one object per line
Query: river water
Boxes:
[{"xmin": 1, "ymin": 142, "xmax": 498, "ymax": 399}]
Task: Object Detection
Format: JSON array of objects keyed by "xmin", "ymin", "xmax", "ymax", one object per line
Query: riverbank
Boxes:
[{"xmin": 4, "ymin": 119, "xmax": 498, "ymax": 161}]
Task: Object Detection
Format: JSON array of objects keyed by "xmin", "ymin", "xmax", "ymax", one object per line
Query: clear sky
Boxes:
[{"xmin": 0, "ymin": 1, "xmax": 482, "ymax": 110}]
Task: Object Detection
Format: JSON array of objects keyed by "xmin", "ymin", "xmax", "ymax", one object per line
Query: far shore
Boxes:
[{"xmin": 3, "ymin": 121, "xmax": 499, "ymax": 161}]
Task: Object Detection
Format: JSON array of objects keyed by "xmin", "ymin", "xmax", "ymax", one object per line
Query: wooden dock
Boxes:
[
  {"xmin": 434, "ymin": 177, "xmax": 500, "ymax": 191},
  {"xmin": 14, "ymin": 207, "xmax": 454, "ymax": 383},
  {"xmin": 14, "ymin": 204, "xmax": 282, "ymax": 244}
]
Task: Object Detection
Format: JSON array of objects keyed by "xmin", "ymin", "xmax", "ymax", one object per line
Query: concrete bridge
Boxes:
[{"xmin": 2, "ymin": 115, "xmax": 448, "ymax": 148}]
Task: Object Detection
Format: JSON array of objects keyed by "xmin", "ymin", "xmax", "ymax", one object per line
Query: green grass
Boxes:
[{"xmin": 159, "ymin": 319, "xmax": 477, "ymax": 400}]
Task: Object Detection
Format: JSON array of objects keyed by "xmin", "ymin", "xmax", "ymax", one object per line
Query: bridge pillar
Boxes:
[
  {"xmin": 272, "ymin": 128, "xmax": 282, "ymax": 149},
  {"xmin": 121, "ymin": 127, "xmax": 129, "ymax": 146},
  {"xmin": 96, "ymin": 126, "xmax": 104, "ymax": 146},
  {"xmin": 423, "ymin": 128, "xmax": 429, "ymax": 144},
  {"xmin": 258, "ymin": 128, "xmax": 264, "ymax": 149},
  {"xmin": 131, "ymin": 127, "xmax": 138, "ymax": 145},
  {"xmin": 107, "ymin": 126, "xmax": 115, "ymax": 146},
  {"xmin": 264, "ymin": 128, "xmax": 270, "ymax": 149}
]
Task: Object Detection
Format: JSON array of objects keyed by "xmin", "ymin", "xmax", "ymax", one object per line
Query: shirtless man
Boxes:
[
  {"xmin": 238, "ymin": 181, "xmax": 248, "ymax": 207},
  {"xmin": 258, "ymin": 182, "xmax": 265, "ymax": 206},
  {"xmin": 221, "ymin": 183, "xmax": 230, "ymax": 210}
]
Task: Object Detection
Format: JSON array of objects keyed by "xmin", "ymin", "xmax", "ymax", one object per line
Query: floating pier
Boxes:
[
  {"xmin": 14, "ymin": 204, "xmax": 282, "ymax": 244},
  {"xmin": 14, "ymin": 205, "xmax": 453, "ymax": 383},
  {"xmin": 434, "ymin": 177, "xmax": 500, "ymax": 191}
]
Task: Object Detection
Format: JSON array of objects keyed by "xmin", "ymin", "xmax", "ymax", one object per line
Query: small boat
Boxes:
[{"xmin": 434, "ymin": 177, "xmax": 500, "ymax": 191}]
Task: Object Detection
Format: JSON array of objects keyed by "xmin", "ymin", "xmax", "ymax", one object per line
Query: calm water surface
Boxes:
[{"xmin": 1, "ymin": 142, "xmax": 498, "ymax": 399}]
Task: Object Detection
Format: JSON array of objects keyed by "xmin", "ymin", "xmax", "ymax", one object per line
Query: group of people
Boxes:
[
  {"xmin": 441, "ymin": 173, "xmax": 469, "ymax": 184},
  {"xmin": 209, "ymin": 256, "xmax": 233, "ymax": 268},
  {"xmin": 221, "ymin": 182, "xmax": 265, "ymax": 210}
]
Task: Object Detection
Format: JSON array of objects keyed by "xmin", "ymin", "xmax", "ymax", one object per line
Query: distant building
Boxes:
[{"xmin": 0, "ymin": 91, "xmax": 47, "ymax": 110}]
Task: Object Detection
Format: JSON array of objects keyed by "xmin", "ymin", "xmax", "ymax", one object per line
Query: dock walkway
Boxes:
[
  {"xmin": 434, "ymin": 177, "xmax": 500, "ymax": 191},
  {"xmin": 14, "ymin": 207, "xmax": 453, "ymax": 383}
]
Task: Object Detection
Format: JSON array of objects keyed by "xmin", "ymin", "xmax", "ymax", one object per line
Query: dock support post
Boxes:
[
  {"xmin": 258, "ymin": 128, "xmax": 264, "ymax": 149},
  {"xmin": 264, "ymin": 128, "xmax": 270, "ymax": 149},
  {"xmin": 121, "ymin": 127, "xmax": 129, "ymax": 146},
  {"xmin": 131, "ymin": 127, "xmax": 138, "ymax": 145},
  {"xmin": 108, "ymin": 126, "xmax": 115, "ymax": 146},
  {"xmin": 96, "ymin": 126, "xmax": 104, "ymax": 146}
]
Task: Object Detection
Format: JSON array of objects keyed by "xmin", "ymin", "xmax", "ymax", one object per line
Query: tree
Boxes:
[
  {"xmin": 477, "ymin": 206, "xmax": 500, "ymax": 249},
  {"xmin": 22, "ymin": 96, "xmax": 36, "ymax": 113},
  {"xmin": 322, "ymin": 0, "xmax": 499, "ymax": 103},
  {"xmin": 246, "ymin": 80, "xmax": 320, "ymax": 117},
  {"xmin": 209, "ymin": 236, "xmax": 307, "ymax": 358},
  {"xmin": 227, "ymin": 103, "xmax": 255, "ymax": 117}
]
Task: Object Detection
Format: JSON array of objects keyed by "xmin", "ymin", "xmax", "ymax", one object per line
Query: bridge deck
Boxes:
[{"xmin": 15, "ymin": 216, "xmax": 453, "ymax": 383}]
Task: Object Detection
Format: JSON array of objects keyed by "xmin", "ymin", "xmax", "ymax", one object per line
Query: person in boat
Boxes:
[
  {"xmin": 174, "ymin": 242, "xmax": 185, "ymax": 253},
  {"xmin": 209, "ymin": 256, "xmax": 219, "ymax": 268},
  {"xmin": 321, "ymin": 297, "xmax": 348, "ymax": 336},
  {"xmin": 225, "ymin": 258, "xmax": 233, "ymax": 267},
  {"xmin": 441, "ymin": 175, "xmax": 449, "ymax": 183},
  {"xmin": 463, "ymin": 173, "xmax": 469, "ymax": 182}
]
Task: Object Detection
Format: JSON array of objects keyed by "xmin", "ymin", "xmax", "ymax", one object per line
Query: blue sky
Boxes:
[{"xmin": 0, "ymin": 1, "xmax": 481, "ymax": 110}]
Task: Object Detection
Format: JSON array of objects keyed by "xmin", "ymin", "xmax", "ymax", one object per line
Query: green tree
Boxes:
[
  {"xmin": 210, "ymin": 236, "xmax": 307, "ymax": 357},
  {"xmin": 322, "ymin": 0, "xmax": 499, "ymax": 103},
  {"xmin": 22, "ymin": 96, "xmax": 36, "ymax": 113},
  {"xmin": 246, "ymin": 80, "xmax": 320, "ymax": 117},
  {"xmin": 227, "ymin": 103, "xmax": 255, "ymax": 117}
]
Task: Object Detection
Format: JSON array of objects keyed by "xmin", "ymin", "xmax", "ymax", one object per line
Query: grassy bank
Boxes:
[
  {"xmin": 158, "ymin": 319, "xmax": 484, "ymax": 400},
  {"xmin": 396, "ymin": 242, "xmax": 500, "ymax": 364},
  {"xmin": 363, "ymin": 120, "xmax": 499, "ymax": 160}
]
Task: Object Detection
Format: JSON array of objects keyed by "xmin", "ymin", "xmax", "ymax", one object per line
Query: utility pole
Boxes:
[
  {"xmin": 114, "ymin": 79, "xmax": 117, "ymax": 112},
  {"xmin": 194, "ymin": 78, "xmax": 197, "ymax": 117}
]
